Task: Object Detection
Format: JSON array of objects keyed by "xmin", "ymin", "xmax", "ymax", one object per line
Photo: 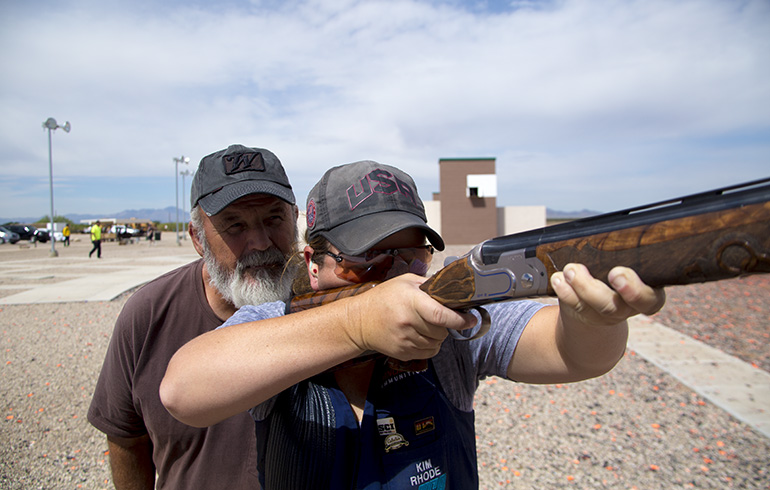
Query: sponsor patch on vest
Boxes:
[
  {"xmin": 414, "ymin": 416, "xmax": 435, "ymax": 436},
  {"xmin": 379, "ymin": 416, "xmax": 410, "ymax": 452},
  {"xmin": 383, "ymin": 433, "xmax": 410, "ymax": 453},
  {"xmin": 377, "ymin": 417, "xmax": 397, "ymax": 436}
]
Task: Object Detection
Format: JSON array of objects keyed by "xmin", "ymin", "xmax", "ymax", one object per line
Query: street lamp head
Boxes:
[
  {"xmin": 43, "ymin": 118, "xmax": 71, "ymax": 132},
  {"xmin": 183, "ymin": 156, "xmax": 190, "ymax": 164}
]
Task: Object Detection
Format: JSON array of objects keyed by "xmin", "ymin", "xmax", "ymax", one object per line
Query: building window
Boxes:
[{"xmin": 466, "ymin": 174, "xmax": 497, "ymax": 198}]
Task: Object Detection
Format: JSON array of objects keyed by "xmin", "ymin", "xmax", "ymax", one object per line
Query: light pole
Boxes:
[
  {"xmin": 180, "ymin": 169, "xmax": 192, "ymax": 240},
  {"xmin": 43, "ymin": 118, "xmax": 70, "ymax": 257},
  {"xmin": 172, "ymin": 155, "xmax": 190, "ymax": 246}
]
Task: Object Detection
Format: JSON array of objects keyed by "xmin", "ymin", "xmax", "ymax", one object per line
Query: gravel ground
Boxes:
[{"xmin": 1, "ymin": 240, "xmax": 768, "ymax": 489}]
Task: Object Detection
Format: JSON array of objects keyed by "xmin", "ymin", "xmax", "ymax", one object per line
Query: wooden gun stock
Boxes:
[{"xmin": 290, "ymin": 282, "xmax": 378, "ymax": 312}]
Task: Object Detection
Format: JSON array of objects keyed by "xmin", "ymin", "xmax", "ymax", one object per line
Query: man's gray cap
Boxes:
[
  {"xmin": 305, "ymin": 160, "xmax": 444, "ymax": 255},
  {"xmin": 191, "ymin": 144, "xmax": 295, "ymax": 216}
]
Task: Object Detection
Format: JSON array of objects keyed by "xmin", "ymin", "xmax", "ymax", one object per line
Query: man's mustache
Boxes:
[{"xmin": 236, "ymin": 248, "xmax": 288, "ymax": 274}]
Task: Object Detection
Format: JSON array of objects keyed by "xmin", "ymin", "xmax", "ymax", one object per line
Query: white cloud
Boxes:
[{"xmin": 0, "ymin": 0, "xmax": 768, "ymax": 220}]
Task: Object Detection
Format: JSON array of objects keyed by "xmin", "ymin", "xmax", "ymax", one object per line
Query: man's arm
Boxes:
[
  {"xmin": 160, "ymin": 274, "xmax": 476, "ymax": 428},
  {"xmin": 106, "ymin": 434, "xmax": 155, "ymax": 490}
]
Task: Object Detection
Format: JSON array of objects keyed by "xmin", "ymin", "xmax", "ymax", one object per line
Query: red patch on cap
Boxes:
[{"xmin": 306, "ymin": 199, "xmax": 317, "ymax": 229}]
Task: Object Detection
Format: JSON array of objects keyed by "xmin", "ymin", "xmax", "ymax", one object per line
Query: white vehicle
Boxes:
[{"xmin": 110, "ymin": 225, "xmax": 141, "ymax": 237}]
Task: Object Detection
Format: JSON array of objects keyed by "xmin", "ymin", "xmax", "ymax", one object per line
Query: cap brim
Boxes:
[
  {"xmin": 319, "ymin": 210, "xmax": 444, "ymax": 255},
  {"xmin": 198, "ymin": 180, "xmax": 295, "ymax": 216}
]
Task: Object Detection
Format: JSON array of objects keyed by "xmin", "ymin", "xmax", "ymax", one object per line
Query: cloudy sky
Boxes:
[{"xmin": 1, "ymin": 0, "xmax": 768, "ymax": 221}]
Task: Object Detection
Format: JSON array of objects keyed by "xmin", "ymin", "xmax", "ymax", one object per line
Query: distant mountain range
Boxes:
[
  {"xmin": 3, "ymin": 206, "xmax": 599, "ymax": 226},
  {"xmin": 1, "ymin": 206, "xmax": 190, "ymax": 225}
]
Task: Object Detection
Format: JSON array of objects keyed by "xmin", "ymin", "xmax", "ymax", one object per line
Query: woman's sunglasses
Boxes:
[{"xmin": 325, "ymin": 245, "xmax": 435, "ymax": 283}]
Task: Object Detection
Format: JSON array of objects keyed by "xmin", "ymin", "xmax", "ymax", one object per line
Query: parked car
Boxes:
[
  {"xmin": 0, "ymin": 226, "xmax": 21, "ymax": 244},
  {"xmin": 110, "ymin": 225, "xmax": 141, "ymax": 239},
  {"xmin": 5, "ymin": 224, "xmax": 50, "ymax": 243}
]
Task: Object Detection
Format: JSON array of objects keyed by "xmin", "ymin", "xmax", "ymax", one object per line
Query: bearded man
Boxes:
[{"xmin": 88, "ymin": 145, "xmax": 298, "ymax": 489}]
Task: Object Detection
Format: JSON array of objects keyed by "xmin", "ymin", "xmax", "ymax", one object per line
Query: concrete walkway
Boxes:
[
  {"xmin": 627, "ymin": 315, "xmax": 770, "ymax": 439},
  {"xmin": 0, "ymin": 239, "xmax": 199, "ymax": 304},
  {"xmin": 0, "ymin": 256, "xmax": 195, "ymax": 303},
  {"xmin": 1, "ymin": 241, "xmax": 767, "ymax": 439}
]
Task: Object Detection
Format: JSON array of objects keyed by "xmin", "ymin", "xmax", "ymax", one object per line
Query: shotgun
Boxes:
[{"xmin": 290, "ymin": 177, "xmax": 770, "ymax": 368}]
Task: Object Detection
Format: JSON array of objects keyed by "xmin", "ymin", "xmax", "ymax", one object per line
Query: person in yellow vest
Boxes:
[
  {"xmin": 62, "ymin": 224, "xmax": 71, "ymax": 247},
  {"xmin": 89, "ymin": 220, "xmax": 102, "ymax": 258}
]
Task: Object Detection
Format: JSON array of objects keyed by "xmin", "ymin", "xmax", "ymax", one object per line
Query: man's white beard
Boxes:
[{"xmin": 203, "ymin": 245, "xmax": 293, "ymax": 309}]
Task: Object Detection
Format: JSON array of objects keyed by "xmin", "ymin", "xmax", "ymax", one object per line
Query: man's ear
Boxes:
[{"xmin": 189, "ymin": 221, "xmax": 205, "ymax": 257}]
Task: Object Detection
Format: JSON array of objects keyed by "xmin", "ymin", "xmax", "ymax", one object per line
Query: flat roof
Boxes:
[{"xmin": 438, "ymin": 157, "xmax": 496, "ymax": 162}]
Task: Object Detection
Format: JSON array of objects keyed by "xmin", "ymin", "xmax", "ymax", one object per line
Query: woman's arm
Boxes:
[{"xmin": 507, "ymin": 264, "xmax": 665, "ymax": 383}]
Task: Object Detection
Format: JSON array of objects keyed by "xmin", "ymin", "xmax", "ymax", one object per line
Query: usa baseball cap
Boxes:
[
  {"xmin": 306, "ymin": 160, "xmax": 444, "ymax": 255},
  {"xmin": 191, "ymin": 144, "xmax": 295, "ymax": 216}
]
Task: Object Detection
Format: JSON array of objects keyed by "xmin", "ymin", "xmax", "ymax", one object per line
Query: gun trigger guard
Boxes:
[{"xmin": 448, "ymin": 307, "xmax": 490, "ymax": 341}]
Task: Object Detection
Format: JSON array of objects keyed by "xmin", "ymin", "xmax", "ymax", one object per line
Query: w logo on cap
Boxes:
[{"xmin": 223, "ymin": 152, "xmax": 266, "ymax": 174}]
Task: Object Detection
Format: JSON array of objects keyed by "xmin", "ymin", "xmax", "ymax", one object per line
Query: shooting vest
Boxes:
[{"xmin": 255, "ymin": 359, "xmax": 478, "ymax": 489}]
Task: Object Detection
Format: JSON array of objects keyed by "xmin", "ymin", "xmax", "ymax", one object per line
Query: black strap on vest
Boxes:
[{"xmin": 261, "ymin": 381, "xmax": 337, "ymax": 489}]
